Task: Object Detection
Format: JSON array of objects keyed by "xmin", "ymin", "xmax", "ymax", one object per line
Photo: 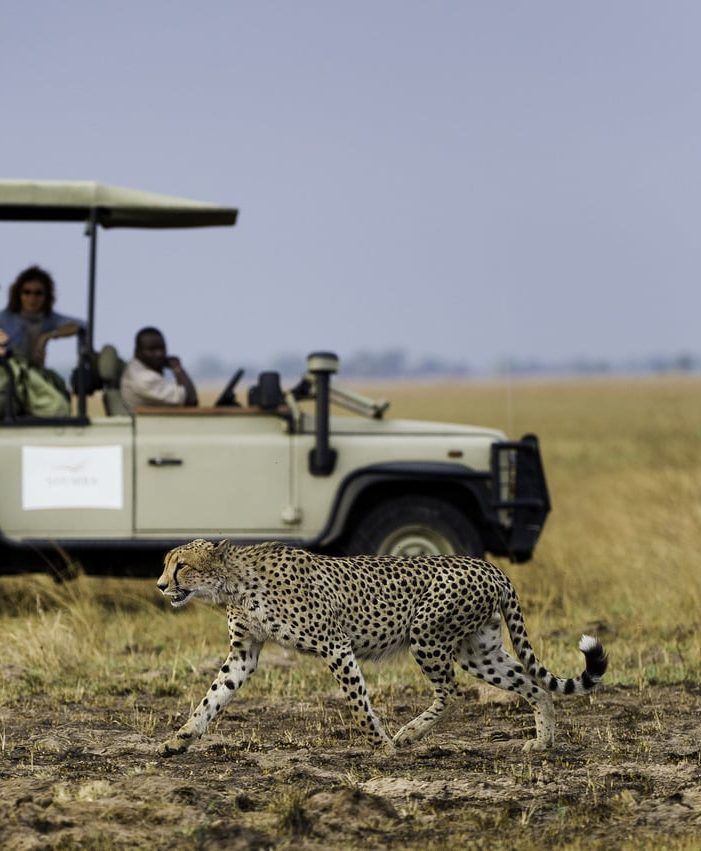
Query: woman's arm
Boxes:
[{"xmin": 33, "ymin": 320, "xmax": 83, "ymax": 365}]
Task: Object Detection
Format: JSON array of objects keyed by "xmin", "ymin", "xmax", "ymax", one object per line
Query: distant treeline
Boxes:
[{"xmin": 191, "ymin": 349, "xmax": 701, "ymax": 381}]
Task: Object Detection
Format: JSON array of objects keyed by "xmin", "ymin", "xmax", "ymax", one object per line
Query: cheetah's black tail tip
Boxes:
[{"xmin": 579, "ymin": 634, "xmax": 608, "ymax": 689}]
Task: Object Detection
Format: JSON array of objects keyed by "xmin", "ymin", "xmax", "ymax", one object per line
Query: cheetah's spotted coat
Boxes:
[{"xmin": 156, "ymin": 540, "xmax": 607, "ymax": 755}]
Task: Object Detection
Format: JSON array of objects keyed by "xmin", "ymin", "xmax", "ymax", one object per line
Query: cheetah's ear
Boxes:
[{"xmin": 214, "ymin": 539, "xmax": 230, "ymax": 555}]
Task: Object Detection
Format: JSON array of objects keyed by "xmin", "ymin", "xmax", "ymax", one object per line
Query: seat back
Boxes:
[
  {"xmin": 248, "ymin": 371, "xmax": 284, "ymax": 409},
  {"xmin": 97, "ymin": 345, "xmax": 130, "ymax": 415}
]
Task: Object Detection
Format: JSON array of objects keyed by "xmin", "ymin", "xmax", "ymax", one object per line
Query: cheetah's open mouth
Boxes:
[{"xmin": 167, "ymin": 587, "xmax": 193, "ymax": 608}]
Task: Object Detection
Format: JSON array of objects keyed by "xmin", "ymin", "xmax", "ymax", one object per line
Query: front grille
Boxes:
[{"xmin": 490, "ymin": 434, "xmax": 551, "ymax": 561}]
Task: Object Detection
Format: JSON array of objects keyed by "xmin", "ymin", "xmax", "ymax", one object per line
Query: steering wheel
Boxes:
[{"xmin": 214, "ymin": 368, "xmax": 244, "ymax": 407}]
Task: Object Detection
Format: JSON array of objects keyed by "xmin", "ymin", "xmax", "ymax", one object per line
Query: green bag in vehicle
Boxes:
[{"xmin": 0, "ymin": 355, "xmax": 71, "ymax": 418}]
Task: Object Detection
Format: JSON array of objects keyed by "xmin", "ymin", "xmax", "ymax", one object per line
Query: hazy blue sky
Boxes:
[{"xmin": 2, "ymin": 2, "xmax": 700, "ymax": 374}]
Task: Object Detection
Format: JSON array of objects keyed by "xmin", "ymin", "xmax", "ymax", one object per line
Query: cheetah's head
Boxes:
[{"xmin": 157, "ymin": 539, "xmax": 230, "ymax": 608}]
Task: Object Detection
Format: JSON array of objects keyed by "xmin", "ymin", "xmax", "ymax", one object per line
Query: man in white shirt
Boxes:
[{"xmin": 120, "ymin": 326, "xmax": 198, "ymax": 412}]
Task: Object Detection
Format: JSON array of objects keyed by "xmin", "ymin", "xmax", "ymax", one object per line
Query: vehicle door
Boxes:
[
  {"xmin": 134, "ymin": 410, "xmax": 292, "ymax": 537},
  {"xmin": 0, "ymin": 418, "xmax": 133, "ymax": 542}
]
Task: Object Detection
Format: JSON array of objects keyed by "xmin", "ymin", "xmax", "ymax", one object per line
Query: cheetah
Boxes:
[{"xmin": 156, "ymin": 539, "xmax": 607, "ymax": 756}]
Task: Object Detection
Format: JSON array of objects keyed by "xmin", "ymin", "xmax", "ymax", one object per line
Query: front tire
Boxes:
[{"xmin": 347, "ymin": 495, "xmax": 484, "ymax": 558}]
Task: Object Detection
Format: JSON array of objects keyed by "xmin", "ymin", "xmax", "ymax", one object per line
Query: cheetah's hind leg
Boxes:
[
  {"xmin": 456, "ymin": 620, "xmax": 556, "ymax": 750},
  {"xmin": 393, "ymin": 622, "xmax": 460, "ymax": 747}
]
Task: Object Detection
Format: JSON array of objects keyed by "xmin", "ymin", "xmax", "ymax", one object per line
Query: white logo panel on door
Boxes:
[{"xmin": 22, "ymin": 446, "xmax": 124, "ymax": 510}]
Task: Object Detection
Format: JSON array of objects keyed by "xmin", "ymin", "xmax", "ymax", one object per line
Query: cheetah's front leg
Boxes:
[{"xmin": 159, "ymin": 635, "xmax": 262, "ymax": 756}]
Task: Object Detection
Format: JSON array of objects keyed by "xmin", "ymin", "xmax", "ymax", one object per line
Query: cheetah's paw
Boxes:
[
  {"xmin": 521, "ymin": 738, "xmax": 551, "ymax": 753},
  {"xmin": 158, "ymin": 737, "xmax": 191, "ymax": 757}
]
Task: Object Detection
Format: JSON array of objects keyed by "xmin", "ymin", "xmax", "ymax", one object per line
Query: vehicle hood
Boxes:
[{"xmin": 318, "ymin": 415, "xmax": 507, "ymax": 441}]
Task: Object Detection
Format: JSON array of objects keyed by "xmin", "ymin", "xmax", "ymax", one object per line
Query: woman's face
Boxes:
[{"xmin": 19, "ymin": 278, "xmax": 47, "ymax": 313}]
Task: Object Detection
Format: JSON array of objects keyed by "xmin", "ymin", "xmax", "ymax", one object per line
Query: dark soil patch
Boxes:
[{"xmin": 1, "ymin": 683, "xmax": 700, "ymax": 849}]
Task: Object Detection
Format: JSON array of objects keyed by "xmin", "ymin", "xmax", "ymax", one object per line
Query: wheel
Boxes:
[
  {"xmin": 214, "ymin": 368, "xmax": 244, "ymax": 407},
  {"xmin": 347, "ymin": 495, "xmax": 484, "ymax": 558}
]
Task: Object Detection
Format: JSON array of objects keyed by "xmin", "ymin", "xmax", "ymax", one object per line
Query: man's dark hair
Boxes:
[
  {"xmin": 7, "ymin": 265, "xmax": 56, "ymax": 314},
  {"xmin": 135, "ymin": 326, "xmax": 164, "ymax": 349}
]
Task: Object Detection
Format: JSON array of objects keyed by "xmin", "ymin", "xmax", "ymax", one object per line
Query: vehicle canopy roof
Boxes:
[
  {"xmin": 0, "ymin": 180, "xmax": 238, "ymax": 417},
  {"xmin": 0, "ymin": 180, "xmax": 238, "ymax": 229}
]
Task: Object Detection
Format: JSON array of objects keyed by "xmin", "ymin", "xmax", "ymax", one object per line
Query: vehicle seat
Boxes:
[
  {"xmin": 248, "ymin": 371, "xmax": 284, "ymax": 409},
  {"xmin": 97, "ymin": 344, "xmax": 129, "ymax": 415}
]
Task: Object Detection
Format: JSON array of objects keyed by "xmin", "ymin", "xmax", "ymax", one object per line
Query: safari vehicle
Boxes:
[{"xmin": 0, "ymin": 180, "xmax": 550, "ymax": 574}]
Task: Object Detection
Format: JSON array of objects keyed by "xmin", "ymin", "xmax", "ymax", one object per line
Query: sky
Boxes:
[{"xmin": 2, "ymin": 2, "xmax": 700, "ymax": 376}]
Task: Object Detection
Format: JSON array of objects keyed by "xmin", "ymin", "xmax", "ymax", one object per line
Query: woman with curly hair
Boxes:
[{"xmin": 0, "ymin": 265, "xmax": 84, "ymax": 366}]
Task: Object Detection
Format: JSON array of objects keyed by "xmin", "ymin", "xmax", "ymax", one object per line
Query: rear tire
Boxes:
[{"xmin": 347, "ymin": 495, "xmax": 484, "ymax": 558}]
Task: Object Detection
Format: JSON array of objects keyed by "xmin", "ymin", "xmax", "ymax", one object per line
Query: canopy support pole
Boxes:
[
  {"xmin": 74, "ymin": 209, "xmax": 99, "ymax": 419},
  {"xmin": 86, "ymin": 209, "xmax": 98, "ymax": 352}
]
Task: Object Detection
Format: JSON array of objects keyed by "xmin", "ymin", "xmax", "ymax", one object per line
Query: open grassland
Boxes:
[{"xmin": 1, "ymin": 375, "xmax": 700, "ymax": 849}]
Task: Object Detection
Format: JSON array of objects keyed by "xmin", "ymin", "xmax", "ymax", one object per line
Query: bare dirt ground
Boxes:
[{"xmin": 1, "ymin": 669, "xmax": 700, "ymax": 850}]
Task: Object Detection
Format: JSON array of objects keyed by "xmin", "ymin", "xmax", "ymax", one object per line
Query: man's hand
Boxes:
[{"xmin": 166, "ymin": 356, "xmax": 198, "ymax": 406}]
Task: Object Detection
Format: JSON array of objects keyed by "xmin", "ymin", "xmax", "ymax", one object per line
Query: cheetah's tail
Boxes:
[{"xmin": 500, "ymin": 582, "xmax": 608, "ymax": 696}]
